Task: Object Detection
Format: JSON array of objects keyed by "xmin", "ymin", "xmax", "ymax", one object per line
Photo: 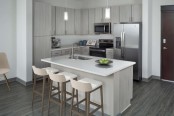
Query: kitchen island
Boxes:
[{"xmin": 42, "ymin": 55, "xmax": 135, "ymax": 116}]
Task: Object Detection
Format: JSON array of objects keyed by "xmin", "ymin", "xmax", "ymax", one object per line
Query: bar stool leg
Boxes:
[
  {"xmin": 76, "ymin": 89, "xmax": 79, "ymax": 112},
  {"xmin": 60, "ymin": 83, "xmax": 65, "ymax": 116},
  {"xmin": 32, "ymin": 75, "xmax": 36, "ymax": 108},
  {"xmin": 41, "ymin": 77, "xmax": 46, "ymax": 114},
  {"xmin": 3, "ymin": 74, "xmax": 10, "ymax": 91},
  {"xmin": 85, "ymin": 92, "xmax": 90, "ymax": 116},
  {"xmin": 48, "ymin": 80, "xmax": 53, "ymax": 115},
  {"xmin": 70, "ymin": 88, "xmax": 75, "ymax": 116},
  {"xmin": 58, "ymin": 82, "xmax": 60, "ymax": 99},
  {"xmin": 100, "ymin": 86, "xmax": 104, "ymax": 116}
]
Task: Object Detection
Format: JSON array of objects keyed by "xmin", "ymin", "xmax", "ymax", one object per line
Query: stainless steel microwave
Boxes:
[{"xmin": 94, "ymin": 23, "xmax": 111, "ymax": 34}]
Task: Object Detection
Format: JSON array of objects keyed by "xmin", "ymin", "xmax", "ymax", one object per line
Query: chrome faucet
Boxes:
[{"xmin": 70, "ymin": 43, "xmax": 78, "ymax": 59}]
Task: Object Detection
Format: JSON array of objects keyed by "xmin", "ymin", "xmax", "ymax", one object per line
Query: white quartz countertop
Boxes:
[
  {"xmin": 41, "ymin": 55, "xmax": 135, "ymax": 77},
  {"xmin": 51, "ymin": 45, "xmax": 89, "ymax": 51}
]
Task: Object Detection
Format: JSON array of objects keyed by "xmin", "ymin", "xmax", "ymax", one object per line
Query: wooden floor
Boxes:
[{"xmin": 0, "ymin": 79, "xmax": 174, "ymax": 116}]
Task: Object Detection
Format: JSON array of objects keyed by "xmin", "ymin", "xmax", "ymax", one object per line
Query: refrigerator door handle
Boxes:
[{"xmin": 121, "ymin": 32, "xmax": 125, "ymax": 58}]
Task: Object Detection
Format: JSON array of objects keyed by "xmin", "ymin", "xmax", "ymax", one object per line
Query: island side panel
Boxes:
[
  {"xmin": 52, "ymin": 64, "xmax": 116, "ymax": 115},
  {"xmin": 114, "ymin": 66, "xmax": 133, "ymax": 114}
]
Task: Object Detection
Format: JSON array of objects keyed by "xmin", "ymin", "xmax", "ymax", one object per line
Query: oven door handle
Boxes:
[{"xmin": 90, "ymin": 49, "xmax": 106, "ymax": 52}]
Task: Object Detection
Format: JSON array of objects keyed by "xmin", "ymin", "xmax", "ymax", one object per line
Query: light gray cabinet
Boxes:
[
  {"xmin": 111, "ymin": 6, "xmax": 120, "ymax": 24},
  {"xmin": 33, "ymin": 36, "xmax": 51, "ymax": 68},
  {"xmin": 34, "ymin": 2, "xmax": 51, "ymax": 36},
  {"xmin": 79, "ymin": 46, "xmax": 89, "ymax": 55},
  {"xmin": 88, "ymin": 8, "xmax": 95, "ymax": 35},
  {"xmin": 65, "ymin": 8, "xmax": 75, "ymax": 35},
  {"xmin": 111, "ymin": 6, "xmax": 120, "ymax": 33},
  {"xmin": 119, "ymin": 5, "xmax": 132, "ymax": 23},
  {"xmin": 74, "ymin": 9, "xmax": 82, "ymax": 35},
  {"xmin": 81, "ymin": 9, "xmax": 89, "ymax": 35},
  {"xmin": 56, "ymin": 7, "xmax": 66, "ymax": 35},
  {"xmin": 51, "ymin": 6, "xmax": 56, "ymax": 35},
  {"xmin": 131, "ymin": 4, "xmax": 142, "ymax": 22},
  {"xmin": 51, "ymin": 50, "xmax": 62, "ymax": 57},
  {"xmin": 95, "ymin": 8, "xmax": 103, "ymax": 23}
]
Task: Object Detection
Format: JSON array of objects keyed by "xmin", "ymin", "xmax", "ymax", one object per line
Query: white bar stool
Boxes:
[
  {"xmin": 48, "ymin": 72, "xmax": 78, "ymax": 116},
  {"xmin": 70, "ymin": 78, "xmax": 104, "ymax": 116},
  {"xmin": 32, "ymin": 66, "xmax": 59, "ymax": 114}
]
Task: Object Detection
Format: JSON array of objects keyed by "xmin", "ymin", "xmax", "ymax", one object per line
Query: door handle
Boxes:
[{"xmin": 163, "ymin": 47, "xmax": 168, "ymax": 50}]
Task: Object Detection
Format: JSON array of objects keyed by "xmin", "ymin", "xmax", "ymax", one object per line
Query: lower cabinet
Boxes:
[
  {"xmin": 33, "ymin": 36, "xmax": 51, "ymax": 68},
  {"xmin": 79, "ymin": 46, "xmax": 90, "ymax": 55}
]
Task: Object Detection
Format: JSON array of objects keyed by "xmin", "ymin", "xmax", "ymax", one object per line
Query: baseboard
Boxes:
[
  {"xmin": 0, "ymin": 77, "xmax": 16, "ymax": 85},
  {"xmin": 16, "ymin": 78, "xmax": 33, "ymax": 86},
  {"xmin": 142, "ymin": 75, "xmax": 161, "ymax": 82}
]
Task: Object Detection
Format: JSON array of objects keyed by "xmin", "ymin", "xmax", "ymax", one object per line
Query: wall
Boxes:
[
  {"xmin": 0, "ymin": 0, "xmax": 16, "ymax": 80},
  {"xmin": 151, "ymin": 0, "xmax": 174, "ymax": 77},
  {"xmin": 16, "ymin": 0, "xmax": 33, "ymax": 82}
]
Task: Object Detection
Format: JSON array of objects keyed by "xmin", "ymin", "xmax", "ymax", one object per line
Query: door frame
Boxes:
[{"xmin": 161, "ymin": 5, "xmax": 174, "ymax": 80}]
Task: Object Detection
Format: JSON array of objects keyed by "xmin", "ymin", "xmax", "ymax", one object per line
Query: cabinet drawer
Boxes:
[
  {"xmin": 74, "ymin": 48, "xmax": 80, "ymax": 54},
  {"xmin": 62, "ymin": 49, "xmax": 71, "ymax": 55},
  {"xmin": 51, "ymin": 50, "xmax": 62, "ymax": 57}
]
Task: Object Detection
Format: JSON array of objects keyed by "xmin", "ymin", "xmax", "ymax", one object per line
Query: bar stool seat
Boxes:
[
  {"xmin": 32, "ymin": 66, "xmax": 59, "ymax": 114},
  {"xmin": 78, "ymin": 78, "xmax": 102, "ymax": 90},
  {"xmin": 48, "ymin": 72, "xmax": 78, "ymax": 116},
  {"xmin": 44, "ymin": 67, "xmax": 59, "ymax": 74},
  {"xmin": 70, "ymin": 78, "xmax": 104, "ymax": 116},
  {"xmin": 58, "ymin": 72, "xmax": 78, "ymax": 81},
  {"xmin": 0, "ymin": 68, "xmax": 9, "ymax": 74}
]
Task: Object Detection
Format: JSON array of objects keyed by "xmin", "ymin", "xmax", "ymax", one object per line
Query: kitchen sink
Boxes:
[{"xmin": 69, "ymin": 56, "xmax": 92, "ymax": 60}]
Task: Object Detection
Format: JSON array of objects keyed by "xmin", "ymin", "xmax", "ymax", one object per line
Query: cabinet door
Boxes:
[
  {"xmin": 88, "ymin": 8, "xmax": 95, "ymax": 35},
  {"xmin": 81, "ymin": 9, "xmax": 89, "ymax": 35},
  {"xmin": 51, "ymin": 6, "xmax": 56, "ymax": 35},
  {"xmin": 119, "ymin": 5, "xmax": 132, "ymax": 23},
  {"xmin": 111, "ymin": 6, "xmax": 120, "ymax": 33},
  {"xmin": 33, "ymin": 36, "xmax": 51, "ymax": 68},
  {"xmin": 132, "ymin": 4, "xmax": 142, "ymax": 22},
  {"xmin": 102, "ymin": 7, "xmax": 111, "ymax": 22},
  {"xmin": 75, "ymin": 9, "xmax": 82, "ymax": 35},
  {"xmin": 51, "ymin": 50, "xmax": 62, "ymax": 57},
  {"xmin": 34, "ymin": 2, "xmax": 51, "ymax": 36},
  {"xmin": 95, "ymin": 8, "xmax": 103, "ymax": 23},
  {"xmin": 56, "ymin": 7, "xmax": 66, "ymax": 35},
  {"xmin": 65, "ymin": 8, "xmax": 75, "ymax": 35}
]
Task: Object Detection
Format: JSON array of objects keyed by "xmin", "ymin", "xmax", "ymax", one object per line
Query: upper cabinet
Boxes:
[
  {"xmin": 95, "ymin": 8, "xmax": 103, "ymax": 23},
  {"xmin": 75, "ymin": 9, "xmax": 82, "ymax": 35},
  {"xmin": 34, "ymin": 2, "xmax": 51, "ymax": 37},
  {"xmin": 119, "ymin": 5, "xmax": 132, "ymax": 23},
  {"xmin": 56, "ymin": 7, "xmax": 66, "ymax": 35},
  {"xmin": 119, "ymin": 4, "xmax": 142, "ymax": 23},
  {"xmin": 65, "ymin": 8, "xmax": 75, "ymax": 35},
  {"xmin": 81, "ymin": 9, "xmax": 89, "ymax": 35},
  {"xmin": 51, "ymin": 6, "xmax": 56, "ymax": 35},
  {"xmin": 131, "ymin": 4, "xmax": 142, "ymax": 22},
  {"xmin": 111, "ymin": 6, "xmax": 120, "ymax": 24},
  {"xmin": 88, "ymin": 8, "xmax": 95, "ymax": 34}
]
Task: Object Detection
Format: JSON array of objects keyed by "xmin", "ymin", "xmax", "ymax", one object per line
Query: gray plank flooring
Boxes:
[{"xmin": 0, "ymin": 79, "xmax": 174, "ymax": 116}]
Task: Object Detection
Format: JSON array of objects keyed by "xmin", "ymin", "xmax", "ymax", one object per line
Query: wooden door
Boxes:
[{"xmin": 161, "ymin": 6, "xmax": 174, "ymax": 81}]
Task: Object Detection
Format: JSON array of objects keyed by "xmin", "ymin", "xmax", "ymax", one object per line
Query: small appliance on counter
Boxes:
[
  {"xmin": 86, "ymin": 40, "xmax": 97, "ymax": 46},
  {"xmin": 79, "ymin": 40, "xmax": 87, "ymax": 46},
  {"xmin": 51, "ymin": 37, "xmax": 61, "ymax": 49}
]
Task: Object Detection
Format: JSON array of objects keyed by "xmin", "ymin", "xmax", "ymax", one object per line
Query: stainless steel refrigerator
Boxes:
[{"xmin": 113, "ymin": 23, "xmax": 142, "ymax": 81}]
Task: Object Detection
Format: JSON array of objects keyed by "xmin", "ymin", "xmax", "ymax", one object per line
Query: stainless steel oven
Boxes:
[{"xmin": 89, "ymin": 39, "xmax": 113, "ymax": 58}]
